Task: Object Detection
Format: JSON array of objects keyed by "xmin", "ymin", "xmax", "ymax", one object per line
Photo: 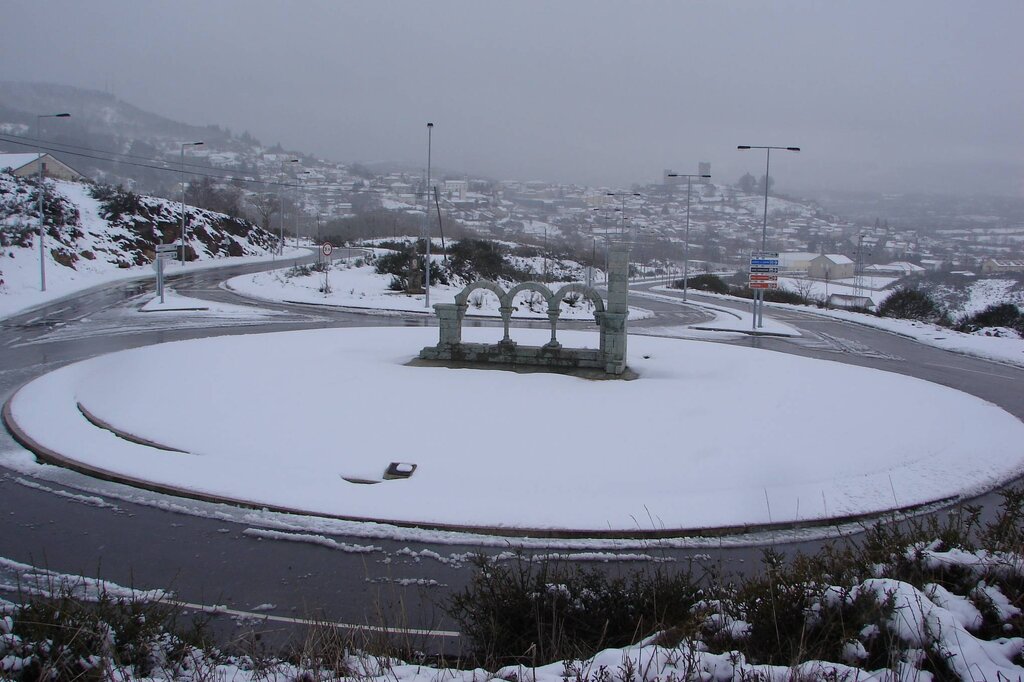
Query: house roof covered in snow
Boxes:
[
  {"xmin": 815, "ymin": 254, "xmax": 854, "ymax": 265},
  {"xmin": 0, "ymin": 153, "xmax": 43, "ymax": 171}
]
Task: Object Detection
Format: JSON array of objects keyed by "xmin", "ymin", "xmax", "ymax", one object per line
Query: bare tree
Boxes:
[
  {"xmin": 247, "ymin": 192, "xmax": 279, "ymax": 230},
  {"xmin": 786, "ymin": 277, "xmax": 819, "ymax": 303}
]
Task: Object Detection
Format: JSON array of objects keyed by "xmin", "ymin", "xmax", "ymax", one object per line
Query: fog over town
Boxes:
[
  {"xmin": 1, "ymin": 0, "xmax": 1021, "ymax": 196},
  {"xmin": 4, "ymin": 3, "xmax": 1024, "ymax": 680}
]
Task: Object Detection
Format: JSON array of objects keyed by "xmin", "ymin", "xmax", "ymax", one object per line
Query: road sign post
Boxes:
[
  {"xmin": 749, "ymin": 251, "xmax": 780, "ymax": 329},
  {"xmin": 321, "ymin": 243, "xmax": 333, "ymax": 293},
  {"xmin": 155, "ymin": 244, "xmax": 178, "ymax": 304}
]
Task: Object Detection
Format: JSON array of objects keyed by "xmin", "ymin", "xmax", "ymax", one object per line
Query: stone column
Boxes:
[
  {"xmin": 601, "ymin": 245, "xmax": 630, "ymax": 373},
  {"xmin": 498, "ymin": 305, "xmax": 514, "ymax": 345},
  {"xmin": 434, "ymin": 303, "xmax": 464, "ymax": 348},
  {"xmin": 545, "ymin": 309, "xmax": 561, "ymax": 348}
]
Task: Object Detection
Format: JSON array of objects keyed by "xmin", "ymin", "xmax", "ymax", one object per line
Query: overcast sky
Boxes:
[{"xmin": 2, "ymin": 1, "xmax": 1021, "ymax": 196}]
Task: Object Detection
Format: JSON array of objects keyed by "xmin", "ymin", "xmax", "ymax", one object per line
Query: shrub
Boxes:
[
  {"xmin": 956, "ymin": 303, "xmax": 1024, "ymax": 336},
  {"xmin": 448, "ymin": 486, "xmax": 1024, "ymax": 671},
  {"xmin": 374, "ymin": 249, "xmax": 413, "ymax": 278},
  {"xmin": 446, "ymin": 556, "xmax": 700, "ymax": 668},
  {"xmin": 673, "ymin": 273, "xmax": 729, "ymax": 294},
  {"xmin": 4, "ymin": 583, "xmax": 212, "ymax": 680},
  {"xmin": 878, "ymin": 288, "xmax": 948, "ymax": 324},
  {"xmin": 763, "ymin": 288, "xmax": 808, "ymax": 305},
  {"xmin": 89, "ymin": 184, "xmax": 142, "ymax": 222},
  {"xmin": 448, "ymin": 238, "xmax": 510, "ymax": 282}
]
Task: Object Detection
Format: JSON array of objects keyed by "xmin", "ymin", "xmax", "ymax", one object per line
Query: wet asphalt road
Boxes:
[{"xmin": 1, "ymin": 266, "xmax": 1021, "ymax": 651}]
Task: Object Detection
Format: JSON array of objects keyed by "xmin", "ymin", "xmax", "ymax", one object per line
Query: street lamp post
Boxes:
[
  {"xmin": 590, "ymin": 207, "xmax": 620, "ymax": 285},
  {"xmin": 667, "ymin": 172, "xmax": 711, "ymax": 302},
  {"xmin": 605, "ymin": 192, "xmax": 642, "ymax": 279},
  {"xmin": 296, "ymin": 170, "xmax": 314, "ymax": 248},
  {"xmin": 179, "ymin": 141, "xmax": 204, "ymax": 266},
  {"xmin": 424, "ymin": 122, "xmax": 433, "ymax": 309},
  {"xmin": 277, "ymin": 159, "xmax": 299, "ymax": 256},
  {"xmin": 737, "ymin": 145, "xmax": 800, "ymax": 327},
  {"xmin": 36, "ymin": 112, "xmax": 70, "ymax": 291}
]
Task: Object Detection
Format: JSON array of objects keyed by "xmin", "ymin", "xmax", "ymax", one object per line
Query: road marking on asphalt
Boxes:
[
  {"xmin": 168, "ymin": 599, "xmax": 461, "ymax": 638},
  {"xmin": 922, "ymin": 362, "xmax": 1020, "ymax": 381}
]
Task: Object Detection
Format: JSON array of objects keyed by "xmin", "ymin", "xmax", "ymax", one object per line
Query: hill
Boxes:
[{"xmin": 0, "ymin": 170, "xmax": 277, "ymax": 316}]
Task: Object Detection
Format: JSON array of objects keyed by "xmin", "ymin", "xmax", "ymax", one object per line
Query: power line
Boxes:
[{"xmin": 0, "ymin": 133, "xmax": 396, "ymax": 195}]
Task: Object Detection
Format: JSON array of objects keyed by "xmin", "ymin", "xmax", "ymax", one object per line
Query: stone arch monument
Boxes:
[{"xmin": 419, "ymin": 245, "xmax": 630, "ymax": 375}]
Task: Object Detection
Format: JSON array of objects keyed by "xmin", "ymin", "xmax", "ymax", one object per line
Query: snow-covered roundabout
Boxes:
[{"xmin": 6, "ymin": 326, "xmax": 1024, "ymax": 537}]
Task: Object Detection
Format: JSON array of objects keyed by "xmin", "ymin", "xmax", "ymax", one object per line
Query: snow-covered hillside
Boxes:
[{"xmin": 0, "ymin": 172, "xmax": 278, "ymax": 316}]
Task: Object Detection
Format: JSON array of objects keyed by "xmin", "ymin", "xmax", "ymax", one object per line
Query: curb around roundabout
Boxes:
[{"xmin": 4, "ymin": 326, "xmax": 1024, "ymax": 542}]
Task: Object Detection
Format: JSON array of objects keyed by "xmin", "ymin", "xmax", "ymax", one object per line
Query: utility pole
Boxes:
[{"xmin": 424, "ymin": 122, "xmax": 433, "ymax": 308}]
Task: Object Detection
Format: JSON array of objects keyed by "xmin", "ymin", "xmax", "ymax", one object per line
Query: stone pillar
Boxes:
[
  {"xmin": 601, "ymin": 245, "xmax": 630, "ymax": 373},
  {"xmin": 499, "ymin": 305, "xmax": 514, "ymax": 344},
  {"xmin": 545, "ymin": 309, "xmax": 561, "ymax": 348},
  {"xmin": 434, "ymin": 303, "xmax": 464, "ymax": 348}
]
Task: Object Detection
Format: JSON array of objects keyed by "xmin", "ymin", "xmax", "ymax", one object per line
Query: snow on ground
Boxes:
[
  {"xmin": 0, "ymin": 177, "xmax": 294, "ymax": 320},
  {"xmin": 226, "ymin": 255, "xmax": 653, "ymax": 321},
  {"xmin": 138, "ymin": 289, "xmax": 282, "ymax": 316},
  {"xmin": 5, "ymin": 550, "xmax": 1021, "ymax": 681},
  {"xmin": 778, "ymin": 275, "xmax": 900, "ymax": 304},
  {"xmin": 778, "ymin": 303, "xmax": 1024, "ymax": 366},
  {"xmin": 655, "ymin": 286, "xmax": 1024, "ymax": 367},
  {"xmin": 0, "ymin": 246, "xmax": 306, "ymax": 321},
  {"xmin": 11, "ymin": 326, "xmax": 1024, "ymax": 533},
  {"xmin": 633, "ymin": 288, "xmax": 799, "ymax": 337}
]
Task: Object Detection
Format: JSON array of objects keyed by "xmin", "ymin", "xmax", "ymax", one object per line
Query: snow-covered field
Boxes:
[
  {"xmin": 10, "ymin": 326, "xmax": 1024, "ymax": 533},
  {"xmin": 778, "ymin": 274, "xmax": 900, "ymax": 304},
  {"xmin": 227, "ymin": 254, "xmax": 653, "ymax": 321}
]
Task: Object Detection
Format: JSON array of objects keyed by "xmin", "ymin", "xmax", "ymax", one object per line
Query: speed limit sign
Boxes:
[{"xmin": 321, "ymin": 243, "xmax": 333, "ymax": 257}]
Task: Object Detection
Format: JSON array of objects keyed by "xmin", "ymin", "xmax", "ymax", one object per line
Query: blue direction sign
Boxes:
[
  {"xmin": 750, "ymin": 258, "xmax": 780, "ymax": 266},
  {"xmin": 750, "ymin": 266, "xmax": 780, "ymax": 274}
]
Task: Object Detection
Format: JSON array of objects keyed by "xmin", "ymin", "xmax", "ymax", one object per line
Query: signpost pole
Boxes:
[
  {"xmin": 155, "ymin": 243, "xmax": 179, "ymax": 304},
  {"xmin": 321, "ymin": 242, "xmax": 333, "ymax": 293},
  {"xmin": 748, "ymin": 251, "xmax": 780, "ymax": 330}
]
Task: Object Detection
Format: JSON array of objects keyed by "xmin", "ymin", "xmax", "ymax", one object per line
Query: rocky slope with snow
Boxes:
[{"xmin": 0, "ymin": 171, "xmax": 277, "ymax": 310}]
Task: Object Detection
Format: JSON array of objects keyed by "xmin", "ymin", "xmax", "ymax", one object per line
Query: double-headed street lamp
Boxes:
[
  {"xmin": 605, "ymin": 192, "xmax": 642, "ymax": 239},
  {"xmin": 737, "ymin": 145, "xmax": 800, "ymax": 249},
  {"xmin": 37, "ymin": 112, "xmax": 70, "ymax": 291},
  {"xmin": 179, "ymin": 141, "xmax": 204, "ymax": 266},
  {"xmin": 667, "ymin": 172, "xmax": 711, "ymax": 301},
  {"xmin": 737, "ymin": 144, "xmax": 800, "ymax": 327}
]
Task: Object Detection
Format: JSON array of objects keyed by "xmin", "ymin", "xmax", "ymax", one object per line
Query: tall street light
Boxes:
[
  {"xmin": 424, "ymin": 122, "xmax": 433, "ymax": 309},
  {"xmin": 590, "ymin": 207, "xmax": 620, "ymax": 284},
  {"xmin": 296, "ymin": 170, "xmax": 314, "ymax": 247},
  {"xmin": 179, "ymin": 141, "xmax": 204, "ymax": 266},
  {"xmin": 737, "ymin": 145, "xmax": 800, "ymax": 249},
  {"xmin": 36, "ymin": 112, "xmax": 70, "ymax": 291},
  {"xmin": 605, "ymin": 191, "xmax": 642, "ymax": 239},
  {"xmin": 667, "ymin": 172, "xmax": 712, "ymax": 301},
  {"xmin": 277, "ymin": 158, "xmax": 298, "ymax": 255},
  {"xmin": 737, "ymin": 144, "xmax": 800, "ymax": 327}
]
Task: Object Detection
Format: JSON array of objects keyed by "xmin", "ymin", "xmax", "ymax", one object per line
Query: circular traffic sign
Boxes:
[{"xmin": 321, "ymin": 243, "xmax": 333, "ymax": 257}]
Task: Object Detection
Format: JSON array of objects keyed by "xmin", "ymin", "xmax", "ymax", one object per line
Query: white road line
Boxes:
[
  {"xmin": 168, "ymin": 599, "xmax": 461, "ymax": 638},
  {"xmin": 921, "ymin": 362, "xmax": 1018, "ymax": 381}
]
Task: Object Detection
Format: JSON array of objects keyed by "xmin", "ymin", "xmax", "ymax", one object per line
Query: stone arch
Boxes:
[
  {"xmin": 506, "ymin": 281, "xmax": 555, "ymax": 311},
  {"xmin": 550, "ymin": 283, "xmax": 606, "ymax": 317},
  {"xmin": 455, "ymin": 279, "xmax": 509, "ymax": 308}
]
